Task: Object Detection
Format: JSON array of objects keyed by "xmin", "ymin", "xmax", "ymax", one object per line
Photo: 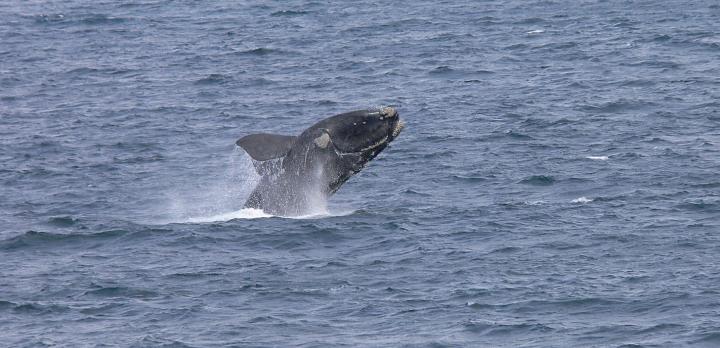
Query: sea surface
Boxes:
[{"xmin": 2, "ymin": 0, "xmax": 720, "ymax": 347}]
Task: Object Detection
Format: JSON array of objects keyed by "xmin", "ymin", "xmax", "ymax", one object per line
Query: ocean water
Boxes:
[{"xmin": 2, "ymin": 0, "xmax": 720, "ymax": 347}]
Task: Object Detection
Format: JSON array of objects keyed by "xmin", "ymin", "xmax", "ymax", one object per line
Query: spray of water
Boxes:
[
  {"xmin": 158, "ymin": 147, "xmax": 348, "ymax": 223},
  {"xmin": 158, "ymin": 148, "xmax": 262, "ymax": 223}
]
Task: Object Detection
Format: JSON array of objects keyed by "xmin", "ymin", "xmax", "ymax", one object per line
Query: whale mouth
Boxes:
[{"xmin": 359, "ymin": 135, "xmax": 389, "ymax": 153}]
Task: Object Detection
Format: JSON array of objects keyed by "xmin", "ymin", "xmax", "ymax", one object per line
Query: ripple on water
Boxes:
[
  {"xmin": 0, "ymin": 229, "xmax": 150, "ymax": 252},
  {"xmin": 194, "ymin": 74, "xmax": 231, "ymax": 85},
  {"xmin": 10, "ymin": 302, "xmax": 71, "ymax": 315},
  {"xmin": 83, "ymin": 286, "xmax": 160, "ymax": 299},
  {"xmin": 232, "ymin": 47, "xmax": 285, "ymax": 56},
  {"xmin": 579, "ymin": 99, "xmax": 658, "ymax": 114},
  {"xmin": 463, "ymin": 319, "xmax": 555, "ymax": 335},
  {"xmin": 520, "ymin": 175, "xmax": 556, "ymax": 186},
  {"xmin": 46, "ymin": 215, "xmax": 80, "ymax": 227},
  {"xmin": 675, "ymin": 199, "xmax": 720, "ymax": 212},
  {"xmin": 29, "ymin": 13, "xmax": 128, "ymax": 26},
  {"xmin": 270, "ymin": 10, "xmax": 310, "ymax": 17}
]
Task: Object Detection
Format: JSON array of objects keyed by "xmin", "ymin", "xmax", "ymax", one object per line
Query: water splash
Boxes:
[
  {"xmin": 159, "ymin": 147, "xmax": 350, "ymax": 223},
  {"xmin": 183, "ymin": 206, "xmax": 356, "ymax": 223},
  {"xmin": 160, "ymin": 148, "xmax": 260, "ymax": 223},
  {"xmin": 185, "ymin": 208, "xmax": 271, "ymax": 222}
]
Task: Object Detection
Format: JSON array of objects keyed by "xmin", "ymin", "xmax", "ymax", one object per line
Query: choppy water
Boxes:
[{"xmin": 2, "ymin": 0, "xmax": 720, "ymax": 347}]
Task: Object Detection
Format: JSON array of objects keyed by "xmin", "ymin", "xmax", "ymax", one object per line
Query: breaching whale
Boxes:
[{"xmin": 236, "ymin": 107, "xmax": 405, "ymax": 216}]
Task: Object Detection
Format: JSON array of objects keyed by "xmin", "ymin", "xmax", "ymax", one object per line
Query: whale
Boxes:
[{"xmin": 236, "ymin": 107, "xmax": 405, "ymax": 216}]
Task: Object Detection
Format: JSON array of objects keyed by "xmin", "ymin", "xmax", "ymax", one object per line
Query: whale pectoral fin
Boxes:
[{"xmin": 236, "ymin": 133, "xmax": 297, "ymax": 161}]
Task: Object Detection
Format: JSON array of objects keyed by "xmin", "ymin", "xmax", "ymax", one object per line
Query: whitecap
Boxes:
[
  {"xmin": 586, "ymin": 155, "xmax": 609, "ymax": 161},
  {"xmin": 572, "ymin": 197, "xmax": 593, "ymax": 203}
]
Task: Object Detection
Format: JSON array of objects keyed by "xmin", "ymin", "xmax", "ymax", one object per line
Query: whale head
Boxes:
[
  {"xmin": 300, "ymin": 107, "xmax": 404, "ymax": 193},
  {"xmin": 315, "ymin": 107, "xmax": 404, "ymax": 156}
]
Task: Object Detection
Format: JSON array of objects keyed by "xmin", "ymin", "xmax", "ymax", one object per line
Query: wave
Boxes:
[
  {"xmin": 1, "ymin": 301, "xmax": 70, "ymax": 315},
  {"xmin": 0, "ymin": 229, "xmax": 128, "ymax": 251},
  {"xmin": 519, "ymin": 175, "xmax": 555, "ymax": 186},
  {"xmin": 233, "ymin": 47, "xmax": 284, "ymax": 56},
  {"xmin": 30, "ymin": 13, "xmax": 127, "ymax": 26},
  {"xmin": 270, "ymin": 10, "xmax": 310, "ymax": 17}
]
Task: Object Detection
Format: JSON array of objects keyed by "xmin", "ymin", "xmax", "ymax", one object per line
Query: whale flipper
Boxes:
[{"xmin": 236, "ymin": 133, "xmax": 297, "ymax": 161}]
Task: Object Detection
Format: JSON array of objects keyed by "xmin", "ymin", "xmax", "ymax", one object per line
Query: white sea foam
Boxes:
[
  {"xmin": 572, "ymin": 197, "xmax": 593, "ymax": 203},
  {"xmin": 186, "ymin": 208, "xmax": 271, "ymax": 222},
  {"xmin": 527, "ymin": 29, "xmax": 545, "ymax": 34},
  {"xmin": 183, "ymin": 207, "xmax": 356, "ymax": 223},
  {"xmin": 586, "ymin": 155, "xmax": 609, "ymax": 161}
]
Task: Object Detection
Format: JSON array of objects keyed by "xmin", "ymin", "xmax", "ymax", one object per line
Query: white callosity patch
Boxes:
[
  {"xmin": 381, "ymin": 106, "xmax": 396, "ymax": 117},
  {"xmin": 313, "ymin": 133, "xmax": 331, "ymax": 149}
]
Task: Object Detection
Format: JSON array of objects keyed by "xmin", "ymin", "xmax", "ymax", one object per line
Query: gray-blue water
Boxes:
[{"xmin": 2, "ymin": 1, "xmax": 720, "ymax": 347}]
